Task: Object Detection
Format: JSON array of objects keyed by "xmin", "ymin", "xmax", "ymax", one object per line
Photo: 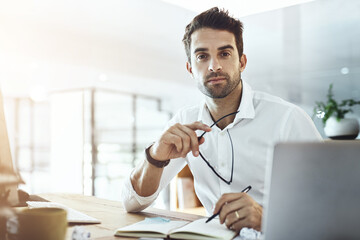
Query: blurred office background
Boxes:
[{"xmin": 0, "ymin": 0, "xmax": 359, "ymax": 210}]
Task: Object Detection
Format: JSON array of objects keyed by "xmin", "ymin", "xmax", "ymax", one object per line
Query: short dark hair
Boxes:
[{"xmin": 182, "ymin": 7, "xmax": 244, "ymax": 63}]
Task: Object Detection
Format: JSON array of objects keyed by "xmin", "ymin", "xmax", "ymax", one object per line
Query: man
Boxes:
[{"xmin": 121, "ymin": 7, "xmax": 322, "ymax": 233}]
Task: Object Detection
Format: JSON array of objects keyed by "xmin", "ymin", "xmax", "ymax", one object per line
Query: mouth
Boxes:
[{"xmin": 207, "ymin": 77, "xmax": 227, "ymax": 84}]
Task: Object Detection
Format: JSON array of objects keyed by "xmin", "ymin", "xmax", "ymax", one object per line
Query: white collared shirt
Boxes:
[{"xmin": 121, "ymin": 81, "xmax": 322, "ymax": 214}]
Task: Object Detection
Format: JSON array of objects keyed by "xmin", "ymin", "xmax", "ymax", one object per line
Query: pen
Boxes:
[{"xmin": 205, "ymin": 185, "xmax": 252, "ymax": 223}]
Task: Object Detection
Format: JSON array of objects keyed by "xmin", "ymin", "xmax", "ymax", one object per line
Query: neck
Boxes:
[{"xmin": 205, "ymin": 81, "xmax": 243, "ymax": 130}]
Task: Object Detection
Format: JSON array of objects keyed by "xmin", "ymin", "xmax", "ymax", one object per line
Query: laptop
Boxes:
[
  {"xmin": 263, "ymin": 141, "xmax": 360, "ymax": 240},
  {"xmin": 0, "ymin": 89, "xmax": 23, "ymax": 205}
]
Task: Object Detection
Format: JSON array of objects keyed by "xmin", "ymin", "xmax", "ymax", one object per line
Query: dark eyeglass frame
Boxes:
[{"xmin": 197, "ymin": 111, "xmax": 239, "ymax": 185}]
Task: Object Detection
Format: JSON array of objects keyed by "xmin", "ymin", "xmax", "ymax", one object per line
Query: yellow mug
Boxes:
[{"xmin": 16, "ymin": 207, "xmax": 67, "ymax": 240}]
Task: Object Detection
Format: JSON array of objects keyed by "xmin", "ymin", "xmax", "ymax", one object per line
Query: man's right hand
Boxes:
[
  {"xmin": 130, "ymin": 121, "xmax": 211, "ymax": 198},
  {"xmin": 150, "ymin": 121, "xmax": 212, "ymax": 161}
]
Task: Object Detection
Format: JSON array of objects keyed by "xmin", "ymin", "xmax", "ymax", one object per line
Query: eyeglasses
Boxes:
[{"xmin": 197, "ymin": 111, "xmax": 239, "ymax": 185}]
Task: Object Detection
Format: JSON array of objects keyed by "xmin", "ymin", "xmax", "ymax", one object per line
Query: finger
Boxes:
[
  {"xmin": 229, "ymin": 217, "xmax": 248, "ymax": 233},
  {"xmin": 213, "ymin": 192, "xmax": 247, "ymax": 215},
  {"xmin": 184, "ymin": 121, "xmax": 210, "ymax": 145},
  {"xmin": 230, "ymin": 206, "xmax": 262, "ymax": 232},
  {"xmin": 224, "ymin": 208, "xmax": 248, "ymax": 229},
  {"xmin": 219, "ymin": 197, "xmax": 248, "ymax": 224},
  {"xmin": 221, "ymin": 196, "xmax": 248, "ymax": 215},
  {"xmin": 184, "ymin": 121, "xmax": 211, "ymax": 132},
  {"xmin": 168, "ymin": 126, "xmax": 191, "ymax": 157},
  {"xmin": 161, "ymin": 132, "xmax": 183, "ymax": 153},
  {"xmin": 198, "ymin": 136, "xmax": 205, "ymax": 145},
  {"xmin": 229, "ymin": 215, "xmax": 256, "ymax": 233},
  {"xmin": 177, "ymin": 124, "xmax": 201, "ymax": 157}
]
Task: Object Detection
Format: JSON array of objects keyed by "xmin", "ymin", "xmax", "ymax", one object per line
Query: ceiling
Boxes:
[{"xmin": 0, "ymin": 0, "xmax": 359, "ymax": 112}]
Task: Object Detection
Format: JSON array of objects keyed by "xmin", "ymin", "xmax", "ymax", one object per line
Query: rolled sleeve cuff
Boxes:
[{"xmin": 121, "ymin": 174, "xmax": 160, "ymax": 212}]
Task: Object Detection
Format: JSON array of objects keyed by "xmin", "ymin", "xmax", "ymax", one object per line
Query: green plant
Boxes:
[{"xmin": 313, "ymin": 84, "xmax": 360, "ymax": 125}]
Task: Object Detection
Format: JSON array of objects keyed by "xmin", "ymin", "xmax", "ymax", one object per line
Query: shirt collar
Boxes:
[
  {"xmin": 197, "ymin": 80, "xmax": 255, "ymax": 127},
  {"xmin": 235, "ymin": 80, "xmax": 255, "ymax": 120}
]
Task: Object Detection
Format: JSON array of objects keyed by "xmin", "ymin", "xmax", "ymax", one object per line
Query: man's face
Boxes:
[{"xmin": 186, "ymin": 28, "xmax": 246, "ymax": 99}]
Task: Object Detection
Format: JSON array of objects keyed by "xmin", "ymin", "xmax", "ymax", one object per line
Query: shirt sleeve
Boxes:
[
  {"xmin": 121, "ymin": 111, "xmax": 188, "ymax": 212},
  {"xmin": 281, "ymin": 106, "xmax": 323, "ymax": 141},
  {"xmin": 121, "ymin": 172, "xmax": 160, "ymax": 212},
  {"xmin": 121, "ymin": 158, "xmax": 187, "ymax": 212}
]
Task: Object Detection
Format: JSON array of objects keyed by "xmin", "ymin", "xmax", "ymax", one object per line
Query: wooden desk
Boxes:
[{"xmin": 37, "ymin": 193, "xmax": 204, "ymax": 240}]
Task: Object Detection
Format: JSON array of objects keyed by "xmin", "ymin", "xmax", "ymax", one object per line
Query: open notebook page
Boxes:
[
  {"xmin": 170, "ymin": 218, "xmax": 236, "ymax": 240},
  {"xmin": 115, "ymin": 218, "xmax": 188, "ymax": 238}
]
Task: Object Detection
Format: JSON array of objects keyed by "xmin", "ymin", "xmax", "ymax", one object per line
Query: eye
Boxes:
[
  {"xmin": 196, "ymin": 54, "xmax": 208, "ymax": 61},
  {"xmin": 221, "ymin": 51, "xmax": 231, "ymax": 57}
]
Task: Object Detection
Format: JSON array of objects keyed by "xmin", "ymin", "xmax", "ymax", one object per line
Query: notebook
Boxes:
[
  {"xmin": 262, "ymin": 141, "xmax": 360, "ymax": 240},
  {"xmin": 114, "ymin": 217, "xmax": 237, "ymax": 240},
  {"xmin": 26, "ymin": 201, "xmax": 101, "ymax": 224}
]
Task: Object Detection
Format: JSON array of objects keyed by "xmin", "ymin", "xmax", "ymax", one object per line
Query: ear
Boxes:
[
  {"xmin": 239, "ymin": 54, "xmax": 247, "ymax": 72},
  {"xmin": 186, "ymin": 62, "xmax": 194, "ymax": 78}
]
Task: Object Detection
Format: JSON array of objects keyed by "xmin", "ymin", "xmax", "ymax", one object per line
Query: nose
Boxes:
[{"xmin": 208, "ymin": 58, "xmax": 222, "ymax": 72}]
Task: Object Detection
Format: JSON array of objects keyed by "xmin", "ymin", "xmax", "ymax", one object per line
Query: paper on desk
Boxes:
[{"xmin": 233, "ymin": 228, "xmax": 262, "ymax": 240}]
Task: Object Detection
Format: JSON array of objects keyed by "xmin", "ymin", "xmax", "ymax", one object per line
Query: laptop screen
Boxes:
[
  {"xmin": 0, "ymin": 89, "xmax": 22, "ymax": 205},
  {"xmin": 263, "ymin": 142, "xmax": 360, "ymax": 240}
]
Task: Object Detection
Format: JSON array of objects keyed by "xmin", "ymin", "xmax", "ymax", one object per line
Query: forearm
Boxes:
[{"xmin": 130, "ymin": 159, "xmax": 164, "ymax": 197}]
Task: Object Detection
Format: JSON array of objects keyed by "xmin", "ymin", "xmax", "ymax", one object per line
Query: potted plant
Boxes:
[{"xmin": 313, "ymin": 84, "xmax": 360, "ymax": 139}]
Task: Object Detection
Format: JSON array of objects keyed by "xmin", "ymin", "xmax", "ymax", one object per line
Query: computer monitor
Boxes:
[{"xmin": 0, "ymin": 89, "xmax": 22, "ymax": 206}]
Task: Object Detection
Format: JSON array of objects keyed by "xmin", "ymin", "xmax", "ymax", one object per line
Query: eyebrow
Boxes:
[
  {"xmin": 218, "ymin": 45, "xmax": 234, "ymax": 51},
  {"xmin": 193, "ymin": 45, "xmax": 234, "ymax": 54},
  {"xmin": 194, "ymin": 47, "xmax": 208, "ymax": 54}
]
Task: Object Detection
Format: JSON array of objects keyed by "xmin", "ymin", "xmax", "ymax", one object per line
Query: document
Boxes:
[{"xmin": 114, "ymin": 217, "xmax": 237, "ymax": 240}]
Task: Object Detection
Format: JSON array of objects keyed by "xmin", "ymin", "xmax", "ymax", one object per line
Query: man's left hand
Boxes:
[{"xmin": 213, "ymin": 192, "xmax": 262, "ymax": 233}]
